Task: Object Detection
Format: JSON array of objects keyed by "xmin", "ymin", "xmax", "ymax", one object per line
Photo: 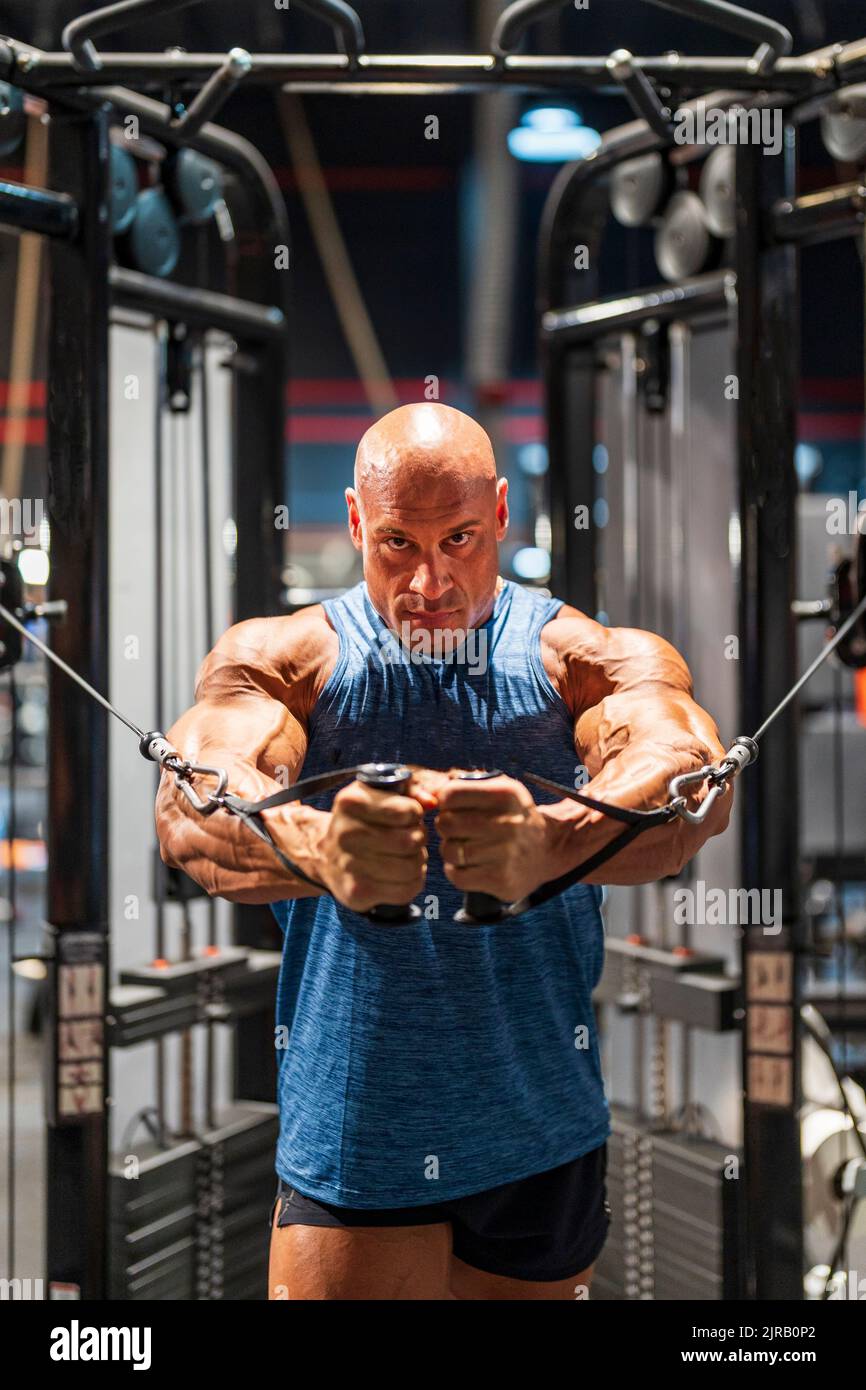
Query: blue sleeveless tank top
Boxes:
[{"xmin": 270, "ymin": 579, "xmax": 610, "ymax": 1207}]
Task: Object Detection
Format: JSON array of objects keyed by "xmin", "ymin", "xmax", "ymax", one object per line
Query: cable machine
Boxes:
[{"xmin": 0, "ymin": 0, "xmax": 864, "ymax": 1301}]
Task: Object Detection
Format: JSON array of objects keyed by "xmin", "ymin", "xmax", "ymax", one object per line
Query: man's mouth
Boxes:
[{"xmin": 402, "ymin": 609, "xmax": 459, "ymax": 624}]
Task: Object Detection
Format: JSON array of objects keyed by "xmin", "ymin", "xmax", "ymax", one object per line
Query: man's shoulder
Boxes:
[
  {"xmin": 208, "ymin": 604, "xmax": 339, "ymax": 687},
  {"xmin": 538, "ymin": 602, "xmax": 603, "ymax": 651}
]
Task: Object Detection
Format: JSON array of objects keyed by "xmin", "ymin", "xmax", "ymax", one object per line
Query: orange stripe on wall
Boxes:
[
  {"xmin": 0, "ymin": 381, "xmax": 46, "ymax": 408},
  {"xmin": 0, "ymin": 419, "xmax": 45, "ymax": 444}
]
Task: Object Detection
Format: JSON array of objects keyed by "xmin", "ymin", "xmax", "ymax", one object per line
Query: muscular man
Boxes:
[{"xmin": 156, "ymin": 402, "xmax": 731, "ymax": 1301}]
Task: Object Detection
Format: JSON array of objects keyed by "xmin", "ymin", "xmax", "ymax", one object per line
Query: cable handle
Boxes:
[
  {"xmin": 452, "ymin": 770, "xmax": 508, "ymax": 925},
  {"xmin": 355, "ymin": 763, "xmax": 421, "ymax": 925}
]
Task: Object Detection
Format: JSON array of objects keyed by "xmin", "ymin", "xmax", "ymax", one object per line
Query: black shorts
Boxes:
[{"xmin": 269, "ymin": 1143, "xmax": 611, "ymax": 1283}]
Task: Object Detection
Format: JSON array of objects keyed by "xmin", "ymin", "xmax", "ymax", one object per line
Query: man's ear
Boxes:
[
  {"xmin": 496, "ymin": 477, "xmax": 510, "ymax": 539},
  {"xmin": 345, "ymin": 487, "xmax": 363, "ymax": 550}
]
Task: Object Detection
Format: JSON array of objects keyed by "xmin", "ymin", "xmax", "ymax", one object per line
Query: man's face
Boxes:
[{"xmin": 345, "ymin": 467, "xmax": 509, "ymax": 637}]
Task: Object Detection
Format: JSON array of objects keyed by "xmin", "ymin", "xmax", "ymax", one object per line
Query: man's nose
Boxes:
[{"xmin": 409, "ymin": 561, "xmax": 452, "ymax": 601}]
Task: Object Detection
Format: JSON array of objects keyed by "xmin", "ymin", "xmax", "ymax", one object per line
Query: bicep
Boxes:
[
  {"xmin": 575, "ymin": 685, "xmax": 725, "ymax": 778},
  {"xmin": 167, "ymin": 611, "xmax": 334, "ymax": 783},
  {"xmin": 546, "ymin": 614, "xmax": 695, "ymax": 712}
]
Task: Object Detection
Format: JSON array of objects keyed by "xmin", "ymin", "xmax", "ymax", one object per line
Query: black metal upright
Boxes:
[
  {"xmin": 44, "ymin": 102, "xmax": 113, "ymax": 1298},
  {"xmin": 225, "ymin": 134, "xmax": 291, "ymax": 1094},
  {"xmin": 735, "ymin": 131, "xmax": 803, "ymax": 1301}
]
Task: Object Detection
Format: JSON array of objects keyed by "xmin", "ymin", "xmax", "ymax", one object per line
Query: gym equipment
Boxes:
[
  {"xmin": 593, "ymin": 1107, "xmax": 742, "ymax": 1301},
  {"xmin": 127, "ymin": 187, "xmax": 181, "ymax": 278},
  {"xmin": 699, "ymin": 145, "xmax": 737, "ymax": 239},
  {"xmin": 829, "ymin": 532, "xmax": 866, "ymax": 670},
  {"xmin": 109, "ymin": 143, "xmax": 138, "ymax": 234},
  {"xmin": 595, "ymin": 936, "xmax": 739, "ymax": 1033},
  {"xmin": 0, "ymin": 81, "xmax": 25, "ymax": 159},
  {"xmin": 165, "ymin": 148, "xmax": 224, "ymax": 224},
  {"xmin": 655, "ymin": 191, "xmax": 721, "ymax": 282},
  {"xmin": 0, "ymin": 559, "xmax": 67, "ymax": 671},
  {"xmin": 610, "ymin": 152, "xmax": 673, "ymax": 228},
  {"xmin": 821, "ymin": 88, "xmax": 866, "ymax": 164},
  {"xmin": 109, "ymin": 1104, "xmax": 278, "ymax": 1300},
  {"xmin": 0, "ymin": 0, "xmax": 863, "ymax": 1306}
]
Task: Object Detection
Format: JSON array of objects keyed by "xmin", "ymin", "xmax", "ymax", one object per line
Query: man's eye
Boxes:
[
  {"xmin": 449, "ymin": 532, "xmax": 472, "ymax": 546},
  {"xmin": 386, "ymin": 537, "xmax": 409, "ymax": 550}
]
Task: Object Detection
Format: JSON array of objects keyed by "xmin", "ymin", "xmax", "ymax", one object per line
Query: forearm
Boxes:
[
  {"xmin": 156, "ymin": 748, "xmax": 332, "ymax": 905},
  {"xmin": 539, "ymin": 688, "xmax": 732, "ymax": 886},
  {"xmin": 539, "ymin": 787, "xmax": 729, "ymax": 886}
]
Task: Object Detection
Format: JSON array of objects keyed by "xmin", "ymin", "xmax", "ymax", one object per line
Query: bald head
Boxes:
[
  {"xmin": 346, "ymin": 401, "xmax": 508, "ymax": 634},
  {"xmin": 354, "ymin": 403, "xmax": 496, "ymax": 500}
]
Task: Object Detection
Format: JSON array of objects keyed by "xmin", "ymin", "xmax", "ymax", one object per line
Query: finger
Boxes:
[
  {"xmin": 338, "ymin": 823, "xmax": 428, "ymax": 859},
  {"xmin": 408, "ymin": 767, "xmax": 453, "ymax": 798},
  {"xmin": 436, "ymin": 809, "xmax": 525, "ymax": 840},
  {"xmin": 435, "ymin": 778, "xmax": 530, "ymax": 812},
  {"xmin": 441, "ymin": 860, "xmax": 507, "ymax": 893},
  {"xmin": 336, "ymin": 786, "xmax": 426, "ymax": 827},
  {"xmin": 349, "ymin": 849, "xmax": 428, "ymax": 888},
  {"xmin": 440, "ymin": 840, "xmax": 503, "ymax": 872},
  {"xmin": 407, "ymin": 774, "xmax": 441, "ymax": 812}
]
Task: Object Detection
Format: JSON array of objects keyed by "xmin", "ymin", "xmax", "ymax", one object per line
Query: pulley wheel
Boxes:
[
  {"xmin": 109, "ymin": 144, "xmax": 139, "ymax": 235},
  {"xmin": 128, "ymin": 187, "xmax": 181, "ymax": 279},
  {"xmin": 655, "ymin": 191, "xmax": 718, "ymax": 283},
  {"xmin": 0, "ymin": 82, "xmax": 25, "ymax": 160},
  {"xmin": 610, "ymin": 152, "xmax": 671, "ymax": 228},
  {"xmin": 821, "ymin": 109, "xmax": 866, "ymax": 164},
  {"xmin": 699, "ymin": 145, "xmax": 737, "ymax": 239},
  {"xmin": 166, "ymin": 148, "xmax": 224, "ymax": 224},
  {"xmin": 802, "ymin": 1106, "xmax": 866, "ymax": 1273}
]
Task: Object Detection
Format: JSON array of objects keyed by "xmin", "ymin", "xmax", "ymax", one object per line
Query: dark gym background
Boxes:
[{"xmin": 0, "ymin": 0, "xmax": 864, "ymax": 1305}]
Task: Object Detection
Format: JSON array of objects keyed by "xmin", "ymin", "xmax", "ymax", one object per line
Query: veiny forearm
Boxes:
[
  {"xmin": 156, "ymin": 764, "xmax": 330, "ymax": 904},
  {"xmin": 539, "ymin": 684, "xmax": 732, "ymax": 886},
  {"xmin": 155, "ymin": 677, "xmax": 328, "ymax": 904}
]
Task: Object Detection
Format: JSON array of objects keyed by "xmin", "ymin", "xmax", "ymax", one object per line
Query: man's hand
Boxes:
[
  {"xmin": 435, "ymin": 774, "xmax": 552, "ymax": 904},
  {"xmin": 315, "ymin": 775, "xmax": 436, "ymax": 915}
]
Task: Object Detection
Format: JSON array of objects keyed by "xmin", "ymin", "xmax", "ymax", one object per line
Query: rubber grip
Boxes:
[
  {"xmin": 356, "ymin": 763, "xmax": 420, "ymax": 925},
  {"xmin": 461, "ymin": 891, "xmax": 506, "ymax": 924},
  {"xmin": 454, "ymin": 769, "xmax": 506, "ymax": 924}
]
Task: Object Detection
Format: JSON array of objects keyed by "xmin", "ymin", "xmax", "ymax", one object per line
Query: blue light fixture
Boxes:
[
  {"xmin": 512, "ymin": 546, "xmax": 551, "ymax": 581},
  {"xmin": 508, "ymin": 107, "xmax": 602, "ymax": 163}
]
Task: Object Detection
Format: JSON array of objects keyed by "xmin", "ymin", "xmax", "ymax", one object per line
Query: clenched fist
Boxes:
[
  {"xmin": 316, "ymin": 774, "xmax": 436, "ymax": 915},
  {"xmin": 435, "ymin": 773, "xmax": 552, "ymax": 904}
]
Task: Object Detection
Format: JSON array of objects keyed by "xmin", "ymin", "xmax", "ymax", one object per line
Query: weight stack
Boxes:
[
  {"xmin": 593, "ymin": 1106, "xmax": 742, "ymax": 1300},
  {"xmin": 109, "ymin": 1103, "xmax": 279, "ymax": 1300},
  {"xmin": 109, "ymin": 1139, "xmax": 200, "ymax": 1300},
  {"xmin": 195, "ymin": 1103, "xmax": 280, "ymax": 1301}
]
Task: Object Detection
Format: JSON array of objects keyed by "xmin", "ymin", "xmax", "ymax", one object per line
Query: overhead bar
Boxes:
[
  {"xmin": 62, "ymin": 0, "xmax": 366, "ymax": 73},
  {"xmin": 492, "ymin": 0, "xmax": 792, "ymax": 73},
  {"xmin": 110, "ymin": 266, "xmax": 287, "ymax": 338},
  {"xmin": 0, "ymin": 49, "xmax": 831, "ymax": 95},
  {"xmin": 772, "ymin": 183, "xmax": 866, "ymax": 248},
  {"xmin": 542, "ymin": 270, "xmax": 735, "ymax": 343},
  {"xmin": 644, "ymin": 0, "xmax": 792, "ymax": 73},
  {"xmin": 0, "ymin": 179, "xmax": 79, "ymax": 239}
]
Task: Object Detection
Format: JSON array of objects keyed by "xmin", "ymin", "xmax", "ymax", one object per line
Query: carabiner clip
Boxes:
[
  {"xmin": 175, "ymin": 763, "xmax": 229, "ymax": 815},
  {"xmin": 668, "ymin": 764, "xmax": 723, "ymax": 825}
]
